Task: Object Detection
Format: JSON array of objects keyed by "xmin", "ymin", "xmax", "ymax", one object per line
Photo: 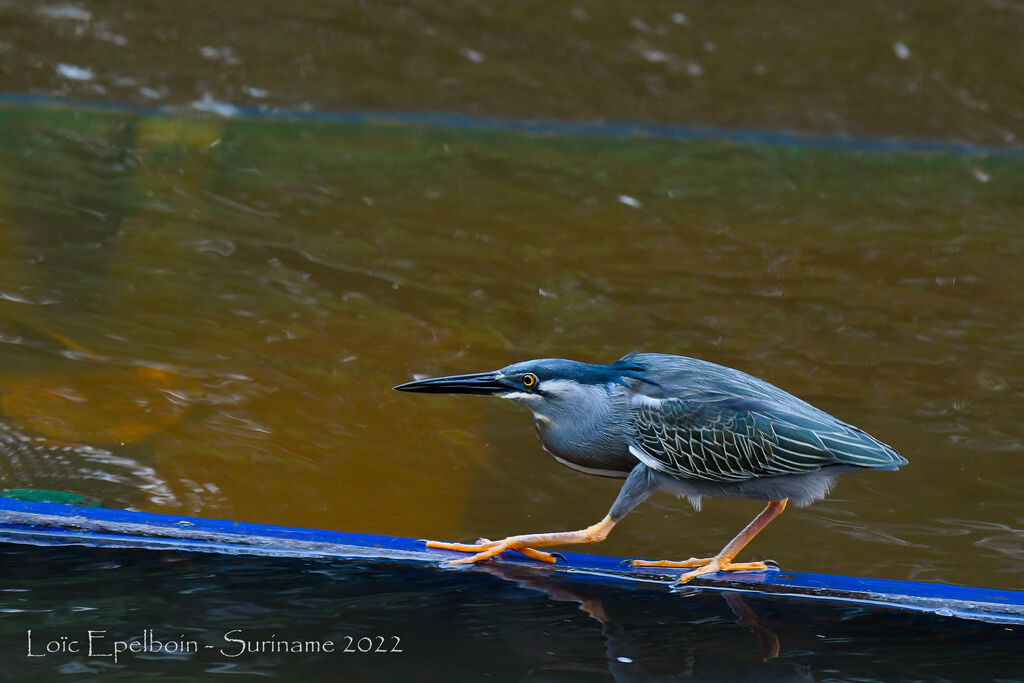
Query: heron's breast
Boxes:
[{"xmin": 532, "ymin": 414, "xmax": 635, "ymax": 476}]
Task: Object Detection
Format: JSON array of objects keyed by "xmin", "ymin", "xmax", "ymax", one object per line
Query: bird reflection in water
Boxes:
[{"xmin": 470, "ymin": 563, "xmax": 805, "ymax": 681}]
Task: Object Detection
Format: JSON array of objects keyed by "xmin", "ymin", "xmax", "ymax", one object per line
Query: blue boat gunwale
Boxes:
[{"xmin": 0, "ymin": 497, "xmax": 1022, "ymax": 626}]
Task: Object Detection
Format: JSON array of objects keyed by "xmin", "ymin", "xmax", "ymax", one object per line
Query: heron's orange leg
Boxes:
[
  {"xmin": 425, "ymin": 515, "xmax": 616, "ymax": 565},
  {"xmin": 631, "ymin": 499, "xmax": 788, "ymax": 584}
]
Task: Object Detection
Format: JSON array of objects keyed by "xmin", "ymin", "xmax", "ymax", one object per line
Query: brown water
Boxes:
[
  {"xmin": 0, "ymin": 2, "xmax": 1022, "ymax": 677},
  {"xmin": 1, "ymin": 105, "xmax": 1021, "ymax": 590},
  {"xmin": 3, "ymin": 1, "xmax": 1023, "ymax": 145}
]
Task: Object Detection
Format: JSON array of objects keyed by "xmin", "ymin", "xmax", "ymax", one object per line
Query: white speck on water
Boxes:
[
  {"xmin": 616, "ymin": 656, "xmax": 633, "ymax": 663},
  {"xmin": 199, "ymin": 45, "xmax": 241, "ymax": 66},
  {"xmin": 361, "ymin": 196, "xmax": 373, "ymax": 206},
  {"xmin": 461, "ymin": 47, "xmax": 485, "ymax": 63},
  {"xmin": 139, "ymin": 86, "xmax": 162, "ymax": 99},
  {"xmin": 0, "ymin": 292, "xmax": 35, "ymax": 304},
  {"xmin": 671, "ymin": 12, "xmax": 688, "ymax": 25},
  {"xmin": 618, "ymin": 194, "xmax": 642, "ymax": 208},
  {"xmin": 97, "ymin": 30, "xmax": 127, "ymax": 46},
  {"xmin": 685, "ymin": 60, "xmax": 704, "ymax": 77},
  {"xmin": 244, "ymin": 86, "xmax": 269, "ymax": 98},
  {"xmin": 629, "ymin": 18, "xmax": 649, "ymax": 31},
  {"xmin": 184, "ymin": 237, "xmax": 234, "ymax": 257},
  {"xmin": 570, "ymin": 7, "xmax": 587, "ymax": 20},
  {"xmin": 55, "ymin": 63, "xmax": 94, "ymax": 81},
  {"xmin": 538, "ymin": 288, "xmax": 557, "ymax": 298},
  {"xmin": 38, "ymin": 5, "xmax": 92, "ymax": 21},
  {"xmin": 893, "ymin": 41, "xmax": 911, "ymax": 59},
  {"xmin": 642, "ymin": 49, "xmax": 670, "ymax": 63},
  {"xmin": 703, "ymin": 41, "xmax": 716, "ymax": 52},
  {"xmin": 191, "ymin": 93, "xmax": 240, "ymax": 117},
  {"xmin": 971, "ymin": 168, "xmax": 991, "ymax": 183}
]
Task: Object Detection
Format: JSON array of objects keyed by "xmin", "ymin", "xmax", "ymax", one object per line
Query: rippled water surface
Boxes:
[
  {"xmin": 2, "ymin": 106, "xmax": 1021, "ymax": 586},
  {"xmin": 0, "ymin": 1, "xmax": 1022, "ymax": 679},
  {"xmin": 4, "ymin": 1, "xmax": 1024, "ymax": 145}
]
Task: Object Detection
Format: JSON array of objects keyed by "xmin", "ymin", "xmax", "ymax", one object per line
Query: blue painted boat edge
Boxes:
[
  {"xmin": 1, "ymin": 497, "xmax": 1022, "ymax": 625},
  {"xmin": 1, "ymin": 92, "xmax": 1023, "ymax": 156}
]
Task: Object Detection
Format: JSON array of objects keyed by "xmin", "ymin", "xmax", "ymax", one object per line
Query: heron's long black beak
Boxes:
[{"xmin": 394, "ymin": 371, "xmax": 507, "ymax": 395}]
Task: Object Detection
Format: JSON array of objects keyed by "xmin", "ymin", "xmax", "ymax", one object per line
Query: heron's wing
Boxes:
[{"xmin": 627, "ymin": 397, "xmax": 903, "ymax": 483}]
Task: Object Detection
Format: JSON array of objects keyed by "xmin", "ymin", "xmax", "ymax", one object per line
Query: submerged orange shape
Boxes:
[{"xmin": 0, "ymin": 366, "xmax": 199, "ymax": 445}]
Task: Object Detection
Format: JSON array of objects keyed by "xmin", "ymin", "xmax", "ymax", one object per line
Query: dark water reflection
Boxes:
[{"xmin": 1, "ymin": 545, "xmax": 1021, "ymax": 680}]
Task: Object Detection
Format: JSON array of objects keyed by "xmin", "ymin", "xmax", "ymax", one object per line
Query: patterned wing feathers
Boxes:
[{"xmin": 629, "ymin": 398, "xmax": 901, "ymax": 483}]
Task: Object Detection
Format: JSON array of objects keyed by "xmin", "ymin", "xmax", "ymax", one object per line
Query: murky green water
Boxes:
[{"xmin": 0, "ymin": 1, "xmax": 1022, "ymax": 679}]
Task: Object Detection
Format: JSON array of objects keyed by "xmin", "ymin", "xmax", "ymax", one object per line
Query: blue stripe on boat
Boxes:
[{"xmin": 1, "ymin": 497, "xmax": 1021, "ymax": 625}]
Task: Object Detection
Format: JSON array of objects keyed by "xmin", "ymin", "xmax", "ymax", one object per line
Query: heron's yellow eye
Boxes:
[{"xmin": 522, "ymin": 374, "xmax": 538, "ymax": 388}]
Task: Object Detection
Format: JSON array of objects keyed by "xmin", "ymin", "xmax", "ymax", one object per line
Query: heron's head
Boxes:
[{"xmin": 395, "ymin": 357, "xmax": 649, "ymax": 417}]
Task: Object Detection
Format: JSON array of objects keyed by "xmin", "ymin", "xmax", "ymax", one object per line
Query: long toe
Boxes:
[
  {"xmin": 514, "ymin": 547, "xmax": 561, "ymax": 563},
  {"xmin": 424, "ymin": 539, "xmax": 498, "ymax": 553},
  {"xmin": 630, "ymin": 557, "xmax": 713, "ymax": 569},
  {"xmin": 471, "ymin": 538, "xmax": 559, "ymax": 561},
  {"xmin": 448, "ymin": 544, "xmax": 510, "ymax": 564},
  {"xmin": 424, "ymin": 538, "xmax": 557, "ymax": 565},
  {"xmin": 674, "ymin": 560, "xmax": 768, "ymax": 585}
]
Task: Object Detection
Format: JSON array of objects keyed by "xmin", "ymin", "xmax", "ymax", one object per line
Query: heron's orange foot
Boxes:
[
  {"xmin": 630, "ymin": 557, "xmax": 715, "ymax": 569},
  {"xmin": 673, "ymin": 559, "xmax": 768, "ymax": 585},
  {"xmin": 424, "ymin": 539, "xmax": 560, "ymax": 564}
]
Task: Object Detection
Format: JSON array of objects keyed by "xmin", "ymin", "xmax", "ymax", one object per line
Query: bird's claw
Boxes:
[
  {"xmin": 671, "ymin": 559, "xmax": 770, "ymax": 586},
  {"xmin": 629, "ymin": 556, "xmax": 715, "ymax": 569},
  {"xmin": 620, "ymin": 555, "xmax": 774, "ymax": 584},
  {"xmin": 422, "ymin": 538, "xmax": 562, "ymax": 565}
]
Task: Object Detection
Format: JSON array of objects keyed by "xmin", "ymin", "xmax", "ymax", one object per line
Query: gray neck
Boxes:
[{"xmin": 527, "ymin": 382, "xmax": 634, "ymax": 474}]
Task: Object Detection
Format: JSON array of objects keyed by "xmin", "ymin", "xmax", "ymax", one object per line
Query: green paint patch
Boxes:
[{"xmin": 3, "ymin": 489, "xmax": 103, "ymax": 507}]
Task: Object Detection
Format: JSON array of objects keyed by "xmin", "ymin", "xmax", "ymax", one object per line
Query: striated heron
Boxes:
[{"xmin": 395, "ymin": 352, "xmax": 906, "ymax": 584}]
